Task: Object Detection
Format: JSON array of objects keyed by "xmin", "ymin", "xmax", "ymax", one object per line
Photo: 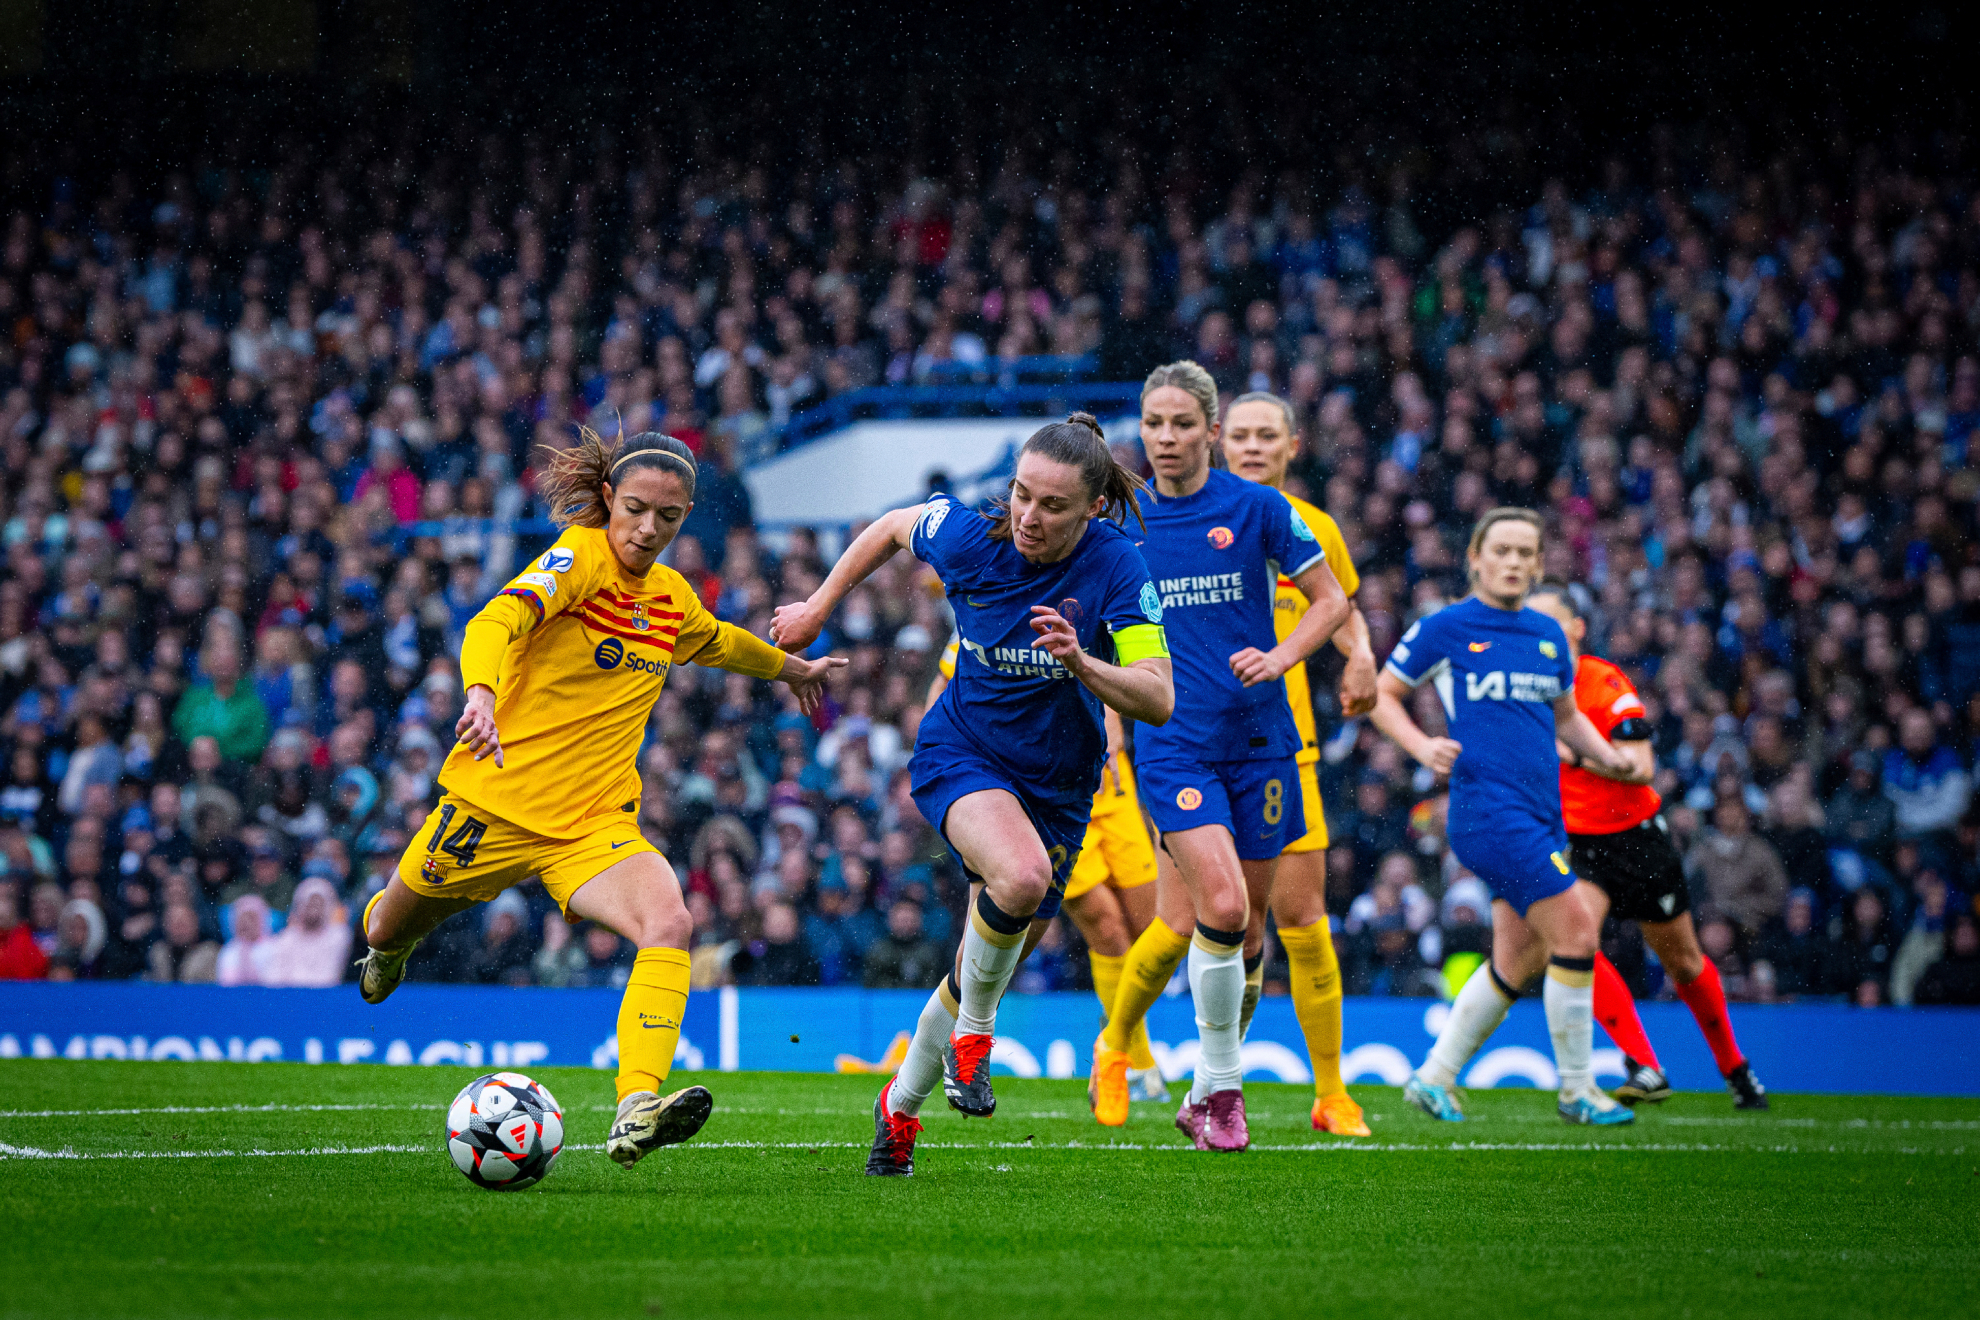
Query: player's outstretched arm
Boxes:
[
  {"xmin": 770, "ymin": 506, "xmax": 923, "ymax": 652},
  {"xmin": 1369, "ymin": 669, "xmax": 1460, "ymax": 776},
  {"xmin": 1028, "ymin": 606, "xmax": 1174, "ymax": 725},
  {"xmin": 1553, "ymin": 694, "xmax": 1634, "ymax": 778},
  {"xmin": 773, "ymin": 650, "xmax": 850, "ymax": 717},
  {"xmin": 676, "ymin": 611, "xmax": 852, "ymax": 719},
  {"xmin": 1229, "ymin": 559, "xmax": 1350, "ymax": 687}
]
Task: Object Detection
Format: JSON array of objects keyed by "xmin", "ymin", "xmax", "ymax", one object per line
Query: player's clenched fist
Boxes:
[
  {"xmin": 1419, "ymin": 736, "xmax": 1462, "ymax": 777},
  {"xmin": 1227, "ymin": 646, "xmax": 1289, "ymax": 687},
  {"xmin": 768, "ymin": 601, "xmax": 828, "ymax": 652}
]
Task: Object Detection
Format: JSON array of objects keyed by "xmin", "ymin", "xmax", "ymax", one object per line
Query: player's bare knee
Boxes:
[
  {"xmin": 1200, "ymin": 890, "xmax": 1247, "ymax": 934},
  {"xmin": 632, "ymin": 893, "xmax": 693, "ymax": 949},
  {"xmin": 1549, "ymin": 924, "xmax": 1598, "ymax": 961},
  {"xmin": 994, "ymin": 858, "xmax": 1053, "ymax": 914}
]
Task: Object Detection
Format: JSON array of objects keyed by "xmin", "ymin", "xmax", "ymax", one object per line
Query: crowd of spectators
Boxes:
[{"xmin": 3, "ymin": 108, "xmax": 1980, "ymax": 1011}]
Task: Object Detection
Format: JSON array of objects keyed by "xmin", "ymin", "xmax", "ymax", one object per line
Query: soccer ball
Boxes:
[{"xmin": 446, "ymin": 1072, "xmax": 565, "ymax": 1190}]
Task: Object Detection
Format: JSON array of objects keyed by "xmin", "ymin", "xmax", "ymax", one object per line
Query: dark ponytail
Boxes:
[
  {"xmin": 537, "ymin": 427, "xmax": 698, "ymax": 529},
  {"xmin": 988, "ymin": 411, "xmax": 1150, "ymax": 541}
]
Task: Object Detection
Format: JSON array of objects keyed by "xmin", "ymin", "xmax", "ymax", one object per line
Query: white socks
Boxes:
[
  {"xmin": 887, "ymin": 981, "xmax": 957, "ymax": 1118},
  {"xmin": 1420, "ymin": 963, "xmax": 1515, "ymax": 1088},
  {"xmin": 890, "ymin": 891, "xmax": 1030, "ymax": 1119},
  {"xmin": 955, "ymin": 893, "xmax": 1029, "ymax": 1037},
  {"xmin": 1188, "ymin": 925, "xmax": 1246, "ymax": 1102},
  {"xmin": 1545, "ymin": 957, "xmax": 1596, "ymax": 1097}
]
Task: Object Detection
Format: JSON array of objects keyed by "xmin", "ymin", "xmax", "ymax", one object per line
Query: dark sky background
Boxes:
[
  {"xmin": 11, "ymin": 2, "xmax": 1959, "ymax": 97},
  {"xmin": 2, "ymin": 1, "xmax": 1973, "ymax": 188}
]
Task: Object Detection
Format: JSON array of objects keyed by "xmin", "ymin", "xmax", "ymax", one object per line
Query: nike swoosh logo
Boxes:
[
  {"xmin": 639, "ymin": 1019, "xmax": 678, "ymax": 1029},
  {"xmin": 611, "ymin": 840, "xmax": 633, "ymax": 850}
]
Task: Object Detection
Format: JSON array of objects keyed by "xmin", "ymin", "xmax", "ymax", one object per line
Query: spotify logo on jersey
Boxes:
[{"xmin": 595, "ymin": 636, "xmax": 668, "ymax": 677}]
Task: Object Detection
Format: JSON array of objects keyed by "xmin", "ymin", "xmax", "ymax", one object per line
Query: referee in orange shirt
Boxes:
[{"xmin": 1526, "ymin": 583, "xmax": 1768, "ymax": 1111}]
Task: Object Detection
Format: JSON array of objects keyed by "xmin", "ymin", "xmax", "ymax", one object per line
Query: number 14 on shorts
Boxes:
[{"xmin": 428, "ymin": 802, "xmax": 486, "ymax": 871}]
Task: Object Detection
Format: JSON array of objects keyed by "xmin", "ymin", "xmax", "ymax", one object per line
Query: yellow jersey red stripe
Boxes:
[{"xmin": 441, "ymin": 525, "xmax": 787, "ymax": 839}]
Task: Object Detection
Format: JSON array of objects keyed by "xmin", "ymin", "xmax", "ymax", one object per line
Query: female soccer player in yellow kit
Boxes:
[{"xmin": 355, "ymin": 430, "xmax": 843, "ymax": 1168}]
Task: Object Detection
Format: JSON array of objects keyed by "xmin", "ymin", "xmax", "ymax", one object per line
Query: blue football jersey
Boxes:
[
  {"xmin": 912, "ymin": 496, "xmax": 1163, "ymax": 807},
  {"xmin": 1383, "ymin": 596, "xmax": 1577, "ymax": 828},
  {"xmin": 1133, "ymin": 467, "xmax": 1328, "ymax": 763}
]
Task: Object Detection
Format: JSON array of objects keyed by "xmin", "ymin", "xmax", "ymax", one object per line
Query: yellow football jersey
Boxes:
[
  {"xmin": 1274, "ymin": 491, "xmax": 1359, "ymax": 767},
  {"xmin": 444, "ymin": 525, "xmax": 786, "ymax": 839}
]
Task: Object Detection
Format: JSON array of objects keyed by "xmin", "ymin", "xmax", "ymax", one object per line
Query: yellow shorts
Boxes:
[
  {"xmin": 397, "ymin": 790, "xmax": 659, "ymax": 915},
  {"xmin": 1064, "ymin": 768, "xmax": 1157, "ymax": 903},
  {"xmin": 1283, "ymin": 759, "xmax": 1330, "ymax": 854}
]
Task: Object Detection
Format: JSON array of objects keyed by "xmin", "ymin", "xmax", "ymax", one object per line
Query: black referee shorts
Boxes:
[{"xmin": 1567, "ymin": 815, "xmax": 1692, "ymax": 925}]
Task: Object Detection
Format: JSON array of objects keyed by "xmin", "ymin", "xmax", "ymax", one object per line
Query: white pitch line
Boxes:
[
  {"xmin": 0, "ymin": 1102, "xmax": 444, "ymax": 1119},
  {"xmin": 0, "ymin": 1140, "xmax": 615, "ymax": 1161},
  {"xmin": 3, "ymin": 1137, "xmax": 1964, "ymax": 1161},
  {"xmin": 1657, "ymin": 1115, "xmax": 1980, "ymax": 1131},
  {"xmin": 0, "ymin": 1140, "xmax": 437, "ymax": 1161}
]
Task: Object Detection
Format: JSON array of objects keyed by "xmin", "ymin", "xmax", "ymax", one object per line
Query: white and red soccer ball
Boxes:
[{"xmin": 446, "ymin": 1072, "xmax": 564, "ymax": 1190}]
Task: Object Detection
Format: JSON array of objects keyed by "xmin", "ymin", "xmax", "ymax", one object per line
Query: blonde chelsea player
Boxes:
[{"xmin": 355, "ymin": 430, "xmax": 844, "ymax": 1168}]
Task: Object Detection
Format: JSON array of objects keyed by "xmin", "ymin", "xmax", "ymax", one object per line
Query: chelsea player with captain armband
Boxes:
[
  {"xmin": 1370, "ymin": 507, "xmax": 1638, "ymax": 1127},
  {"xmin": 771, "ymin": 414, "xmax": 1174, "ymax": 1177}
]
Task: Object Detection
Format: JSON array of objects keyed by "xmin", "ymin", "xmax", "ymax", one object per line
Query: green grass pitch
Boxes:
[{"xmin": 1, "ymin": 1062, "xmax": 1975, "ymax": 1319}]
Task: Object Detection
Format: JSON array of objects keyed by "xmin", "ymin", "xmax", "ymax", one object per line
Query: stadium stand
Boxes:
[{"xmin": 3, "ymin": 100, "xmax": 1980, "ymax": 1013}]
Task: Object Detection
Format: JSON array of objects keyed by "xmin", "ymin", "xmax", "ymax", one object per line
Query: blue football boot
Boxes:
[{"xmin": 1403, "ymin": 1073, "xmax": 1466, "ymax": 1122}]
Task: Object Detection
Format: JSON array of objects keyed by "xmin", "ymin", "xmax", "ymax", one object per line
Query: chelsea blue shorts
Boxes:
[
  {"xmin": 910, "ymin": 736, "xmax": 1090, "ymax": 922},
  {"xmin": 1448, "ymin": 817, "xmax": 1577, "ymax": 917},
  {"xmin": 1137, "ymin": 754, "xmax": 1304, "ymax": 861}
]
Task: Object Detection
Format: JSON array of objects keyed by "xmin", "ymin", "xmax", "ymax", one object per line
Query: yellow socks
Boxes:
[
  {"xmin": 1278, "ymin": 918, "xmax": 1345, "ymax": 1098},
  {"xmin": 1101, "ymin": 918, "xmax": 1190, "ymax": 1054},
  {"xmin": 616, "ymin": 947, "xmax": 691, "ymax": 1102},
  {"xmin": 1089, "ymin": 950, "xmax": 1157, "ymax": 1070}
]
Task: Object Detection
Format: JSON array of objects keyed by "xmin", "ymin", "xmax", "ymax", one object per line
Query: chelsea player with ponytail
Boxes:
[{"xmin": 773, "ymin": 413, "xmax": 1173, "ymax": 1177}]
